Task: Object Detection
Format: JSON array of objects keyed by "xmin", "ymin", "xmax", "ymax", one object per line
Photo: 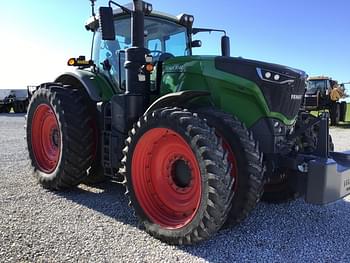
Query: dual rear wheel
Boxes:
[{"xmin": 26, "ymin": 85, "xmax": 96, "ymax": 189}]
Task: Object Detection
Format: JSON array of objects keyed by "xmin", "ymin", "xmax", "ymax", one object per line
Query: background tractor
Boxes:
[
  {"xmin": 26, "ymin": 0, "xmax": 350, "ymax": 245},
  {"xmin": 303, "ymin": 76, "xmax": 348, "ymax": 125}
]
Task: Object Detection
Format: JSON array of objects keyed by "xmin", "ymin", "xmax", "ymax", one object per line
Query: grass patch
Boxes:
[{"xmin": 310, "ymin": 103, "xmax": 350, "ymax": 122}]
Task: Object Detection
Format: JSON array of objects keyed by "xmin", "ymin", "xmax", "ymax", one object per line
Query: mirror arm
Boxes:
[{"xmin": 192, "ymin": 28, "xmax": 226, "ymax": 36}]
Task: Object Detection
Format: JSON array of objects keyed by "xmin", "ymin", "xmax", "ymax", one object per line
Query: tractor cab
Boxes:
[
  {"xmin": 86, "ymin": 7, "xmax": 193, "ymax": 93},
  {"xmin": 85, "ymin": 5, "xmax": 229, "ymax": 95},
  {"xmin": 306, "ymin": 77, "xmax": 331, "ymax": 95},
  {"xmin": 304, "ymin": 76, "xmax": 333, "ymax": 110}
]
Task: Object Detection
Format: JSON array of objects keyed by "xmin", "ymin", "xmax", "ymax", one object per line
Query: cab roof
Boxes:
[
  {"xmin": 308, "ymin": 76, "xmax": 331, "ymax": 81},
  {"xmin": 85, "ymin": 3, "xmax": 185, "ymax": 31}
]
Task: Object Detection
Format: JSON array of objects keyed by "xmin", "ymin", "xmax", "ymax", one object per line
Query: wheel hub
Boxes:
[
  {"xmin": 131, "ymin": 128, "xmax": 202, "ymax": 229},
  {"xmin": 31, "ymin": 104, "xmax": 60, "ymax": 173},
  {"xmin": 51, "ymin": 128, "xmax": 60, "ymax": 148},
  {"xmin": 170, "ymin": 159, "xmax": 192, "ymax": 188}
]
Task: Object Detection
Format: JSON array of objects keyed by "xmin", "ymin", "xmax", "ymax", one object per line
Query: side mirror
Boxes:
[
  {"xmin": 221, "ymin": 36, "xmax": 230, "ymax": 57},
  {"xmin": 99, "ymin": 7, "xmax": 116, "ymax": 40},
  {"xmin": 191, "ymin": 40, "xmax": 202, "ymax": 48}
]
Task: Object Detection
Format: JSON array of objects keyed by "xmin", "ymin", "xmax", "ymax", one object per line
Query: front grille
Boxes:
[
  {"xmin": 215, "ymin": 56, "xmax": 307, "ymax": 120},
  {"xmin": 304, "ymin": 95, "xmax": 318, "ymax": 108},
  {"xmin": 260, "ymin": 78, "xmax": 306, "ymax": 119}
]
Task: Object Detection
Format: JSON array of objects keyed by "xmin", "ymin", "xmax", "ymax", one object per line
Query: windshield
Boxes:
[
  {"xmin": 145, "ymin": 17, "xmax": 189, "ymax": 57},
  {"xmin": 99, "ymin": 16, "xmax": 190, "ymax": 58},
  {"xmin": 307, "ymin": 80, "xmax": 327, "ymax": 93}
]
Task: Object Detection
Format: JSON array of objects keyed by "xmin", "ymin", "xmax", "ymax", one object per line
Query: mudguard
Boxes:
[
  {"xmin": 144, "ymin": 90, "xmax": 210, "ymax": 115},
  {"xmin": 55, "ymin": 70, "xmax": 116, "ymax": 102}
]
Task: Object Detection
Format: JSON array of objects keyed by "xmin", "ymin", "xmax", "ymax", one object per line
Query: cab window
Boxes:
[
  {"xmin": 93, "ymin": 16, "xmax": 189, "ymax": 90},
  {"xmin": 93, "ymin": 17, "xmax": 131, "ymax": 91},
  {"xmin": 145, "ymin": 17, "xmax": 189, "ymax": 59}
]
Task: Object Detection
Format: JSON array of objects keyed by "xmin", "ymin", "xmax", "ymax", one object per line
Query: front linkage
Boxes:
[{"xmin": 270, "ymin": 111, "xmax": 350, "ymax": 204}]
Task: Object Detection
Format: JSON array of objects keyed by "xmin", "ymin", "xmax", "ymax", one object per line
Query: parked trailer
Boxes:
[{"xmin": 0, "ymin": 89, "xmax": 31, "ymax": 113}]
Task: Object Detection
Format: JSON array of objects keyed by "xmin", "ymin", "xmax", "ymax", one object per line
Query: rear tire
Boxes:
[
  {"xmin": 83, "ymin": 165, "xmax": 106, "ymax": 185},
  {"xmin": 339, "ymin": 102, "xmax": 347, "ymax": 122},
  {"xmin": 14, "ymin": 101, "xmax": 25, "ymax": 113},
  {"xmin": 196, "ymin": 108, "xmax": 264, "ymax": 226},
  {"xmin": 82, "ymin": 103, "xmax": 107, "ymax": 185},
  {"xmin": 121, "ymin": 108, "xmax": 233, "ymax": 245},
  {"xmin": 26, "ymin": 85, "xmax": 94, "ymax": 190},
  {"xmin": 2, "ymin": 105, "xmax": 11, "ymax": 113}
]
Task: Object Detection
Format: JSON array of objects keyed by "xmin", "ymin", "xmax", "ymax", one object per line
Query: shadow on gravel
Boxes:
[
  {"xmin": 55, "ymin": 180, "xmax": 138, "ymax": 227},
  {"xmin": 54, "ymin": 180, "xmax": 350, "ymax": 262},
  {"xmin": 181, "ymin": 199, "xmax": 350, "ymax": 262}
]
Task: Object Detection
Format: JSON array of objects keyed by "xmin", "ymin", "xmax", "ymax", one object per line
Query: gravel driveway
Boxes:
[{"xmin": 1, "ymin": 114, "xmax": 350, "ymax": 262}]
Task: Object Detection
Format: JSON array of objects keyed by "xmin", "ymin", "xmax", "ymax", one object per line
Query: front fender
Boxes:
[
  {"xmin": 55, "ymin": 70, "xmax": 116, "ymax": 101},
  {"xmin": 145, "ymin": 91, "xmax": 210, "ymax": 115}
]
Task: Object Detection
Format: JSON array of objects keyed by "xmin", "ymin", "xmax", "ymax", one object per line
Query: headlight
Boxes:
[
  {"xmin": 256, "ymin": 68, "xmax": 295, "ymax": 85},
  {"xmin": 178, "ymin": 14, "xmax": 195, "ymax": 27},
  {"xmin": 143, "ymin": 2, "xmax": 153, "ymax": 14}
]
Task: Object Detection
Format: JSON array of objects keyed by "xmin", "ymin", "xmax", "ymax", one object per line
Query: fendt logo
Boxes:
[{"xmin": 291, "ymin": 94, "xmax": 303, "ymax": 100}]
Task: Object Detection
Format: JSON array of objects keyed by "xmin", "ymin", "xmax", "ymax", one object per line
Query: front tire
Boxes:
[
  {"xmin": 196, "ymin": 108, "xmax": 264, "ymax": 226},
  {"xmin": 121, "ymin": 108, "xmax": 233, "ymax": 245},
  {"xmin": 26, "ymin": 85, "xmax": 94, "ymax": 190}
]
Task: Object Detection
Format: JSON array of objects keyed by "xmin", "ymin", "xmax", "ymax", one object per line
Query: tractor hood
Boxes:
[
  {"xmin": 161, "ymin": 55, "xmax": 308, "ymax": 126},
  {"xmin": 214, "ymin": 56, "xmax": 308, "ymax": 120}
]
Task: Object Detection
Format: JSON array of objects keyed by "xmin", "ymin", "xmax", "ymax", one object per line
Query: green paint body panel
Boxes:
[
  {"xmin": 92, "ymin": 55, "xmax": 295, "ymax": 127},
  {"xmin": 160, "ymin": 56, "xmax": 295, "ymax": 127},
  {"xmin": 92, "ymin": 73, "xmax": 117, "ymax": 101}
]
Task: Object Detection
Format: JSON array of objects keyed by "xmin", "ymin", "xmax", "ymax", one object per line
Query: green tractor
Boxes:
[{"xmin": 26, "ymin": 0, "xmax": 350, "ymax": 245}]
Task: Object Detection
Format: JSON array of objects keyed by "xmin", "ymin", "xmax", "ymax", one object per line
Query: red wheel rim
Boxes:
[
  {"xmin": 131, "ymin": 128, "xmax": 202, "ymax": 229},
  {"xmin": 220, "ymin": 134, "xmax": 238, "ymax": 190},
  {"xmin": 31, "ymin": 104, "xmax": 61, "ymax": 173}
]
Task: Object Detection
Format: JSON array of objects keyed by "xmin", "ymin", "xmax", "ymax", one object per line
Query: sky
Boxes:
[{"xmin": 0, "ymin": 0, "xmax": 349, "ymax": 90}]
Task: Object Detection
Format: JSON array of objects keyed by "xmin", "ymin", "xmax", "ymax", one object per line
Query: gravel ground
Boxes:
[{"xmin": 0, "ymin": 114, "xmax": 350, "ymax": 263}]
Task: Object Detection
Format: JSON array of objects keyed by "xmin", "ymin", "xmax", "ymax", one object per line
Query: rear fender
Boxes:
[{"xmin": 55, "ymin": 70, "xmax": 115, "ymax": 102}]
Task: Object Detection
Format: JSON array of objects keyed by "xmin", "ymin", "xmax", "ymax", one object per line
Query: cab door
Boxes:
[{"xmin": 93, "ymin": 17, "xmax": 131, "ymax": 93}]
